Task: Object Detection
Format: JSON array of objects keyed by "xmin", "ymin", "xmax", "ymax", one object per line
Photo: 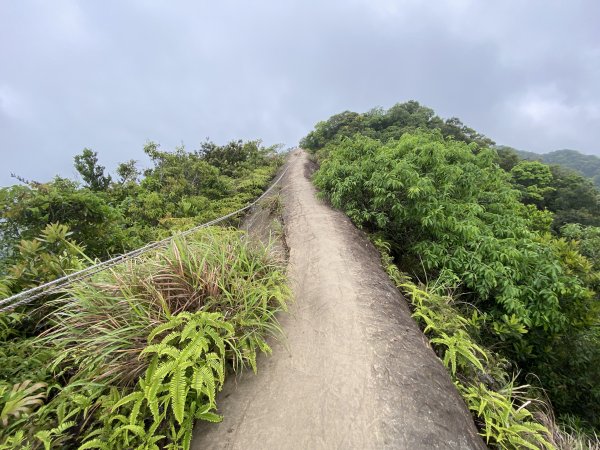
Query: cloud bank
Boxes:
[{"xmin": 1, "ymin": 0, "xmax": 598, "ymax": 184}]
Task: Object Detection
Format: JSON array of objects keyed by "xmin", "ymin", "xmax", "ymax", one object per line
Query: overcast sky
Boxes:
[{"xmin": 1, "ymin": 0, "xmax": 599, "ymax": 185}]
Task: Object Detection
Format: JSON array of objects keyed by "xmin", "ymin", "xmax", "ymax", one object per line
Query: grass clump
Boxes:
[{"xmin": 0, "ymin": 227, "xmax": 289, "ymax": 449}]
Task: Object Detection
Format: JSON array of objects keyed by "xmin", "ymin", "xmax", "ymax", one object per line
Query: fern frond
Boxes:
[
  {"xmin": 192, "ymin": 365, "xmax": 216, "ymax": 406},
  {"xmin": 196, "ymin": 409, "xmax": 222, "ymax": 423},
  {"xmin": 78, "ymin": 439, "xmax": 111, "ymax": 450},
  {"xmin": 180, "ymin": 320, "xmax": 199, "ymax": 343},
  {"xmin": 147, "ymin": 318, "xmax": 182, "ymax": 343},
  {"xmin": 160, "ymin": 330, "xmax": 181, "ymax": 347},
  {"xmin": 49, "ymin": 420, "xmax": 76, "ymax": 435},
  {"xmin": 158, "ymin": 345, "xmax": 181, "ymax": 359},
  {"xmin": 169, "ymin": 364, "xmax": 189, "ymax": 425},
  {"xmin": 180, "ymin": 335, "xmax": 209, "ymax": 361},
  {"xmin": 129, "ymin": 396, "xmax": 144, "ymax": 426},
  {"xmin": 112, "ymin": 390, "xmax": 144, "ymax": 411},
  {"xmin": 204, "ymin": 327, "xmax": 225, "ymax": 356},
  {"xmin": 34, "ymin": 430, "xmax": 52, "ymax": 450},
  {"xmin": 205, "ymin": 352, "xmax": 225, "ymax": 384},
  {"xmin": 112, "ymin": 423, "xmax": 147, "ymax": 443}
]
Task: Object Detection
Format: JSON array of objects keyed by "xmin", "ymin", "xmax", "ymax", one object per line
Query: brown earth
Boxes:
[{"xmin": 192, "ymin": 149, "xmax": 486, "ymax": 449}]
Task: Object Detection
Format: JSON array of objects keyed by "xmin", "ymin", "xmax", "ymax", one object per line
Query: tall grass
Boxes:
[{"xmin": 0, "ymin": 227, "xmax": 289, "ymax": 449}]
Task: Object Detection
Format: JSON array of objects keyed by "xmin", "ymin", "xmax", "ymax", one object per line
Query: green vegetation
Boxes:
[
  {"xmin": 0, "ymin": 139, "xmax": 281, "ymax": 270},
  {"xmin": 497, "ymin": 148, "xmax": 600, "ymax": 230},
  {"xmin": 0, "ymin": 229, "xmax": 289, "ymax": 449},
  {"xmin": 0, "ymin": 140, "xmax": 288, "ymax": 448},
  {"xmin": 3, "ymin": 100, "xmax": 599, "ymax": 448},
  {"xmin": 508, "ymin": 147, "xmax": 600, "ymax": 188},
  {"xmin": 300, "ymin": 100, "xmax": 494, "ymax": 153},
  {"xmin": 304, "ymin": 101, "xmax": 600, "ymax": 448},
  {"xmin": 377, "ymin": 241, "xmax": 553, "ymax": 449}
]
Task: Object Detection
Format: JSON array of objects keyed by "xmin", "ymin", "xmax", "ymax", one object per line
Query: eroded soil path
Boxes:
[{"xmin": 192, "ymin": 150, "xmax": 485, "ymax": 449}]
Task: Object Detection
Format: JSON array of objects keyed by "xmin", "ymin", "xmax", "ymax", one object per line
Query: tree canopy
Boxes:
[{"xmin": 300, "ymin": 100, "xmax": 494, "ymax": 152}]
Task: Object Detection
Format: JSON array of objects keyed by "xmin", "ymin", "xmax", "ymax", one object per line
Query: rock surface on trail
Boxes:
[{"xmin": 192, "ymin": 149, "xmax": 486, "ymax": 449}]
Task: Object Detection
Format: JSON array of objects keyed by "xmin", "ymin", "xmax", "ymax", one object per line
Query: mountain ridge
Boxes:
[{"xmin": 500, "ymin": 146, "xmax": 600, "ymax": 187}]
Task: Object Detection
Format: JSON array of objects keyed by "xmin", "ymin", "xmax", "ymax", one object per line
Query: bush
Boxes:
[
  {"xmin": 312, "ymin": 131, "xmax": 599, "ymax": 430},
  {"xmin": 0, "ymin": 228, "xmax": 289, "ymax": 449}
]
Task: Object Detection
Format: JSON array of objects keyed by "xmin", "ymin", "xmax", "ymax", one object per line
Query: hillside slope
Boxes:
[
  {"xmin": 192, "ymin": 150, "xmax": 485, "ymax": 449},
  {"xmin": 513, "ymin": 148, "xmax": 600, "ymax": 186}
]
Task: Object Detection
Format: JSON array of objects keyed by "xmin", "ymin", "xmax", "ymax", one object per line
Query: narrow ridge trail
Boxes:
[{"xmin": 192, "ymin": 150, "xmax": 485, "ymax": 449}]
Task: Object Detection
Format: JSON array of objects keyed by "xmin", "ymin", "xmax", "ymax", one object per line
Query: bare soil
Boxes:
[{"xmin": 192, "ymin": 149, "xmax": 486, "ymax": 449}]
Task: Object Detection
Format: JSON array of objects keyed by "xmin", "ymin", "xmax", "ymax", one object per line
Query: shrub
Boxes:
[
  {"xmin": 313, "ymin": 131, "xmax": 599, "ymax": 430},
  {"xmin": 376, "ymin": 239, "xmax": 554, "ymax": 449},
  {"xmin": 0, "ymin": 228, "xmax": 289, "ymax": 449}
]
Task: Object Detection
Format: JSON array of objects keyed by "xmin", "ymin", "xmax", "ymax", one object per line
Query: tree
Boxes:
[
  {"xmin": 2, "ymin": 223, "xmax": 85, "ymax": 295},
  {"xmin": 561, "ymin": 223, "xmax": 600, "ymax": 271},
  {"xmin": 300, "ymin": 111, "xmax": 366, "ymax": 151},
  {"xmin": 0, "ymin": 177, "xmax": 134, "ymax": 260},
  {"xmin": 198, "ymin": 140, "xmax": 274, "ymax": 177},
  {"xmin": 440, "ymin": 117, "xmax": 495, "ymax": 147},
  {"xmin": 495, "ymin": 146, "xmax": 521, "ymax": 171},
  {"xmin": 141, "ymin": 142, "xmax": 229, "ymax": 201},
  {"xmin": 300, "ymin": 101, "xmax": 494, "ymax": 151},
  {"xmin": 116, "ymin": 160, "xmax": 140, "ymax": 184},
  {"xmin": 509, "ymin": 161, "xmax": 555, "ymax": 208},
  {"xmin": 517, "ymin": 148, "xmax": 600, "ymax": 188},
  {"xmin": 546, "ymin": 165, "xmax": 600, "ymax": 229},
  {"xmin": 73, "ymin": 148, "xmax": 112, "ymax": 191},
  {"xmin": 496, "ymin": 151, "xmax": 600, "ymax": 230}
]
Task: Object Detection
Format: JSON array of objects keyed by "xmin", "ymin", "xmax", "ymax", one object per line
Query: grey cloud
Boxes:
[{"xmin": 1, "ymin": 0, "xmax": 599, "ymax": 185}]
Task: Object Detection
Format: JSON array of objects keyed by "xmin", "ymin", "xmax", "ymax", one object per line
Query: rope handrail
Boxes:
[{"xmin": 0, "ymin": 165, "xmax": 288, "ymax": 312}]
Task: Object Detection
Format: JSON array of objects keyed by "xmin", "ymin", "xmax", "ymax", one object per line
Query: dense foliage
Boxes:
[
  {"xmin": 377, "ymin": 242, "xmax": 554, "ymax": 449},
  {"xmin": 300, "ymin": 100, "xmax": 494, "ymax": 153},
  {"xmin": 0, "ymin": 140, "xmax": 282, "ymax": 281},
  {"xmin": 0, "ymin": 229, "xmax": 289, "ymax": 449},
  {"xmin": 0, "ymin": 139, "xmax": 287, "ymax": 448},
  {"xmin": 304, "ymin": 102, "xmax": 600, "ymax": 445},
  {"xmin": 497, "ymin": 148, "xmax": 600, "ymax": 229},
  {"xmin": 511, "ymin": 147, "xmax": 600, "ymax": 188}
]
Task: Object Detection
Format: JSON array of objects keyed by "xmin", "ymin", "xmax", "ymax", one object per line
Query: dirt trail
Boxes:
[{"xmin": 192, "ymin": 150, "xmax": 485, "ymax": 449}]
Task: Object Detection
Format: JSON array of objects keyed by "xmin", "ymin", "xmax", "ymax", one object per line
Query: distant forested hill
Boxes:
[{"xmin": 508, "ymin": 147, "xmax": 600, "ymax": 187}]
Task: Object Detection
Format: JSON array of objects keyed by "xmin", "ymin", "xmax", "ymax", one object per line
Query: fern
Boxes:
[
  {"xmin": 90, "ymin": 311, "xmax": 232, "ymax": 449},
  {"xmin": 430, "ymin": 330, "xmax": 487, "ymax": 376},
  {"xmin": 32, "ymin": 420, "xmax": 76, "ymax": 450},
  {"xmin": 2, "ymin": 229, "xmax": 288, "ymax": 449},
  {"xmin": 169, "ymin": 363, "xmax": 189, "ymax": 425},
  {"xmin": 459, "ymin": 381, "xmax": 554, "ymax": 449},
  {"xmin": 0, "ymin": 430, "xmax": 31, "ymax": 450},
  {"xmin": 374, "ymin": 242, "xmax": 556, "ymax": 449}
]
